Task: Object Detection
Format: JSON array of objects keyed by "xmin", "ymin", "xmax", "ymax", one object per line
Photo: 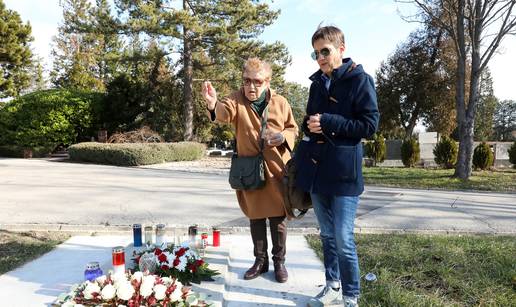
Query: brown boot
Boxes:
[
  {"xmin": 274, "ymin": 262, "xmax": 288, "ymax": 283},
  {"xmin": 244, "ymin": 259, "xmax": 269, "ymax": 280}
]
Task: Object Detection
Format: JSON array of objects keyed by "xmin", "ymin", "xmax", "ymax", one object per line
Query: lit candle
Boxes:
[
  {"xmin": 212, "ymin": 227, "xmax": 220, "ymax": 247},
  {"xmin": 144, "ymin": 226, "xmax": 153, "ymax": 246}
]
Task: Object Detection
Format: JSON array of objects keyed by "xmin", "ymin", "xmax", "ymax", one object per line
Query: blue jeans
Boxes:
[{"xmin": 311, "ymin": 193, "xmax": 360, "ymax": 297}]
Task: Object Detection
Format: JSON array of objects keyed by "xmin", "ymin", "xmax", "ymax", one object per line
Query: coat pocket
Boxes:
[{"xmin": 325, "ymin": 145, "xmax": 357, "ymax": 182}]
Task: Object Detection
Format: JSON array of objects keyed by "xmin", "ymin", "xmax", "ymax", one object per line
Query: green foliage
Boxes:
[
  {"xmin": 376, "ymin": 26, "xmax": 456, "ymax": 138},
  {"xmin": 0, "ymin": 0, "xmax": 33, "ymax": 98},
  {"xmin": 433, "ymin": 136, "xmax": 458, "ymax": 169},
  {"xmin": 364, "ymin": 133, "xmax": 386, "ymax": 166},
  {"xmin": 401, "ymin": 138, "xmax": 420, "ymax": 167},
  {"xmin": 51, "ymin": 0, "xmax": 122, "ymax": 91},
  {"xmin": 474, "ymin": 68, "xmax": 497, "ymax": 141},
  {"xmin": 493, "ymin": 99, "xmax": 516, "ymax": 141},
  {"xmin": 472, "ymin": 142, "xmax": 494, "ymax": 170},
  {"xmin": 0, "ymin": 89, "xmax": 103, "ymax": 149},
  {"xmin": 68, "ymin": 142, "xmax": 205, "ymax": 166},
  {"xmin": 0, "ymin": 145, "xmax": 53, "ymax": 158},
  {"xmin": 509, "ymin": 142, "xmax": 516, "ymax": 169}
]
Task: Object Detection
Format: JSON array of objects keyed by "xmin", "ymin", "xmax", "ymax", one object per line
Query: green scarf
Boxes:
[{"xmin": 249, "ymin": 90, "xmax": 268, "ymax": 116}]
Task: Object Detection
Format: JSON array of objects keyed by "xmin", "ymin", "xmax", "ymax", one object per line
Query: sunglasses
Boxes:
[
  {"xmin": 311, "ymin": 47, "xmax": 331, "ymax": 60},
  {"xmin": 243, "ymin": 77, "xmax": 266, "ymax": 87}
]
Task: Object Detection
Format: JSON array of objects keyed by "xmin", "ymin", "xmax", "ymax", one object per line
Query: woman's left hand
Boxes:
[{"xmin": 266, "ymin": 132, "xmax": 285, "ymax": 147}]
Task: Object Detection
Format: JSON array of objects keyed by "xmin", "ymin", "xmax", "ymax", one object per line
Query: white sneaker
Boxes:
[
  {"xmin": 307, "ymin": 286, "xmax": 343, "ymax": 307},
  {"xmin": 344, "ymin": 296, "xmax": 359, "ymax": 307}
]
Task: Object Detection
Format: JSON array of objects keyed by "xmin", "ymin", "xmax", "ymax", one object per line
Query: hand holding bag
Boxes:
[{"xmin": 228, "ymin": 106, "xmax": 269, "ymax": 190}]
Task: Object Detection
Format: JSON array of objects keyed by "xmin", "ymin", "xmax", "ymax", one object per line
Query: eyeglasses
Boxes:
[
  {"xmin": 243, "ymin": 77, "xmax": 266, "ymax": 87},
  {"xmin": 311, "ymin": 47, "xmax": 331, "ymax": 60}
]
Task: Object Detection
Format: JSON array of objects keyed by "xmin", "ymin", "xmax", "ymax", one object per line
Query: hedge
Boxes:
[
  {"xmin": 0, "ymin": 145, "xmax": 53, "ymax": 158},
  {"xmin": 68, "ymin": 142, "xmax": 205, "ymax": 166}
]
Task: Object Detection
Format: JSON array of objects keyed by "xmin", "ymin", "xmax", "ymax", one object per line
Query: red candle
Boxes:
[
  {"xmin": 212, "ymin": 227, "xmax": 220, "ymax": 247},
  {"xmin": 112, "ymin": 246, "xmax": 125, "ymax": 266}
]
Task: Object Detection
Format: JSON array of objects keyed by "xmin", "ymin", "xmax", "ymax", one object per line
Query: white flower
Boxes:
[
  {"xmin": 60, "ymin": 302, "xmax": 75, "ymax": 307},
  {"xmin": 95, "ymin": 275, "xmax": 107, "ymax": 284},
  {"xmin": 174, "ymin": 280, "xmax": 183, "ymax": 289},
  {"xmin": 169, "ymin": 286, "xmax": 183, "ymax": 302},
  {"xmin": 116, "ymin": 281, "xmax": 135, "ymax": 301},
  {"xmin": 153, "ymin": 284, "xmax": 167, "ymax": 300},
  {"xmin": 83, "ymin": 281, "xmax": 101, "ymax": 300},
  {"xmin": 176, "ymin": 255, "xmax": 188, "ymax": 272},
  {"xmin": 161, "ymin": 277, "xmax": 172, "ymax": 285},
  {"xmin": 140, "ymin": 282, "xmax": 154, "ymax": 298},
  {"xmin": 101, "ymin": 284, "xmax": 116, "ymax": 300},
  {"xmin": 131, "ymin": 271, "xmax": 143, "ymax": 282}
]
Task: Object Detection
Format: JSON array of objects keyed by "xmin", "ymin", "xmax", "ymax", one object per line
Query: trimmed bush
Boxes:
[
  {"xmin": 401, "ymin": 138, "xmax": 420, "ymax": 167},
  {"xmin": 68, "ymin": 142, "xmax": 205, "ymax": 166},
  {"xmin": 433, "ymin": 136, "xmax": 458, "ymax": 169},
  {"xmin": 0, "ymin": 89, "xmax": 103, "ymax": 149},
  {"xmin": 364, "ymin": 133, "xmax": 386, "ymax": 166},
  {"xmin": 509, "ymin": 141, "xmax": 516, "ymax": 169},
  {"xmin": 472, "ymin": 142, "xmax": 494, "ymax": 170},
  {"xmin": 0, "ymin": 145, "xmax": 53, "ymax": 158}
]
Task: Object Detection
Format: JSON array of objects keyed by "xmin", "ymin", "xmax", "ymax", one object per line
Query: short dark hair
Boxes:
[{"xmin": 311, "ymin": 25, "xmax": 345, "ymax": 47}]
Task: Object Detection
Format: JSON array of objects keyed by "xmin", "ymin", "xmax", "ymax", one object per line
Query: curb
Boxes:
[{"xmin": 2, "ymin": 223, "xmax": 515, "ymax": 235}]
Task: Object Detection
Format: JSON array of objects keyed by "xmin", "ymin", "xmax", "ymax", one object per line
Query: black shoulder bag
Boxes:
[{"xmin": 228, "ymin": 106, "xmax": 268, "ymax": 190}]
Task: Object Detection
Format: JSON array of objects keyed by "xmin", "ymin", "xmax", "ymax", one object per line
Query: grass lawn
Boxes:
[
  {"xmin": 363, "ymin": 167, "xmax": 516, "ymax": 192},
  {"xmin": 0, "ymin": 230, "xmax": 69, "ymax": 274},
  {"xmin": 306, "ymin": 234, "xmax": 516, "ymax": 307}
]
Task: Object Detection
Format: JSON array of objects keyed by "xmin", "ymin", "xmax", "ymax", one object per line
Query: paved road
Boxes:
[{"xmin": 1, "ymin": 158, "xmax": 515, "ymax": 234}]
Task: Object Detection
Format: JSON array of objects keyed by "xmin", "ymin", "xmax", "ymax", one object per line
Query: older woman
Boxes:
[{"xmin": 201, "ymin": 57, "xmax": 298, "ymax": 283}]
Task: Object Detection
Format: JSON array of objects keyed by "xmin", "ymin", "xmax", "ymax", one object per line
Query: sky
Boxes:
[{"xmin": 3, "ymin": 0, "xmax": 516, "ymax": 101}]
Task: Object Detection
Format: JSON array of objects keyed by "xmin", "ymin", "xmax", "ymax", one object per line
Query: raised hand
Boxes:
[
  {"xmin": 307, "ymin": 113, "xmax": 322, "ymax": 134},
  {"xmin": 202, "ymin": 81, "xmax": 218, "ymax": 110}
]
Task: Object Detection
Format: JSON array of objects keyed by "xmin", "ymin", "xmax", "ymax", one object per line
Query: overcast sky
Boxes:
[{"xmin": 4, "ymin": 0, "xmax": 515, "ymax": 101}]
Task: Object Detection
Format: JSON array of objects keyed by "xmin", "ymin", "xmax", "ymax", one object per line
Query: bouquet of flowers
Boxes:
[
  {"xmin": 133, "ymin": 244, "xmax": 219, "ymax": 285},
  {"xmin": 54, "ymin": 271, "xmax": 211, "ymax": 307}
]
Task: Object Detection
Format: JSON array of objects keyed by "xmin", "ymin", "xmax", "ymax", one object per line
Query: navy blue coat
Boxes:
[{"xmin": 295, "ymin": 58, "xmax": 379, "ymax": 196}]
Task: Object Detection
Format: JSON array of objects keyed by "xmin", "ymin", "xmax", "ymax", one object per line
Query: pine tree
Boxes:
[
  {"xmin": 0, "ymin": 0, "xmax": 33, "ymax": 99},
  {"xmin": 474, "ymin": 68, "xmax": 497, "ymax": 141}
]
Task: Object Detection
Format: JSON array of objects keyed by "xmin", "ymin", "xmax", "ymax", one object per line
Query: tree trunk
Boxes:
[
  {"xmin": 453, "ymin": 0, "xmax": 469, "ymax": 179},
  {"xmin": 182, "ymin": 0, "xmax": 194, "ymax": 141}
]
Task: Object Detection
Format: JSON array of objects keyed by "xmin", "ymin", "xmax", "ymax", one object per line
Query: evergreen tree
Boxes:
[
  {"xmin": 51, "ymin": 0, "xmax": 122, "ymax": 91},
  {"xmin": 0, "ymin": 0, "xmax": 33, "ymax": 99},
  {"xmin": 493, "ymin": 99, "xmax": 516, "ymax": 141},
  {"xmin": 474, "ymin": 68, "xmax": 497, "ymax": 141}
]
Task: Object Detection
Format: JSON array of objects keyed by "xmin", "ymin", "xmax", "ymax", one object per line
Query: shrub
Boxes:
[
  {"xmin": 401, "ymin": 138, "xmax": 420, "ymax": 167},
  {"xmin": 68, "ymin": 142, "xmax": 205, "ymax": 166},
  {"xmin": 0, "ymin": 145, "xmax": 53, "ymax": 158},
  {"xmin": 364, "ymin": 133, "xmax": 386, "ymax": 166},
  {"xmin": 472, "ymin": 142, "xmax": 494, "ymax": 170},
  {"xmin": 509, "ymin": 141, "xmax": 516, "ymax": 169},
  {"xmin": 0, "ymin": 89, "xmax": 103, "ymax": 149},
  {"xmin": 433, "ymin": 136, "xmax": 458, "ymax": 169},
  {"xmin": 108, "ymin": 126, "xmax": 164, "ymax": 143}
]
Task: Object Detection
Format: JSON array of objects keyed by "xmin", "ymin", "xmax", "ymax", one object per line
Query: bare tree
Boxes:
[{"xmin": 398, "ymin": 0, "xmax": 516, "ymax": 179}]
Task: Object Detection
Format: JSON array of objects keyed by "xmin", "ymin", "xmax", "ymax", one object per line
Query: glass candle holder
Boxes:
[
  {"xmin": 112, "ymin": 246, "xmax": 125, "ymax": 276},
  {"xmin": 84, "ymin": 261, "xmax": 103, "ymax": 281},
  {"xmin": 212, "ymin": 227, "xmax": 220, "ymax": 247},
  {"xmin": 133, "ymin": 224, "xmax": 142, "ymax": 247},
  {"xmin": 144, "ymin": 226, "xmax": 153, "ymax": 246},
  {"xmin": 155, "ymin": 223, "xmax": 166, "ymax": 247}
]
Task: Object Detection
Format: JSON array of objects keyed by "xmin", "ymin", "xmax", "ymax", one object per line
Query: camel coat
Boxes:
[{"xmin": 210, "ymin": 88, "xmax": 298, "ymax": 219}]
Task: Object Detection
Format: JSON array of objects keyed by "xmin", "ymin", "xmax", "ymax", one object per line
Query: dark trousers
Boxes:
[{"xmin": 250, "ymin": 216, "xmax": 287, "ymax": 264}]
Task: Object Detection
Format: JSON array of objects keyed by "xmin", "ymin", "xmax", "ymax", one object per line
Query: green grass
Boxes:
[
  {"xmin": 0, "ymin": 230, "xmax": 69, "ymax": 274},
  {"xmin": 306, "ymin": 234, "xmax": 516, "ymax": 307},
  {"xmin": 363, "ymin": 167, "xmax": 516, "ymax": 192}
]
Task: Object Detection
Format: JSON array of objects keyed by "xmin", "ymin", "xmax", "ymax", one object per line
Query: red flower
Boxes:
[
  {"xmin": 158, "ymin": 253, "xmax": 168, "ymax": 263},
  {"xmin": 195, "ymin": 259, "xmax": 204, "ymax": 266},
  {"xmin": 147, "ymin": 296, "xmax": 157, "ymax": 305},
  {"xmin": 173, "ymin": 258, "xmax": 180, "ymax": 267},
  {"xmin": 161, "ymin": 264, "xmax": 170, "ymax": 270},
  {"xmin": 154, "ymin": 248, "xmax": 163, "ymax": 255},
  {"xmin": 175, "ymin": 247, "xmax": 186, "ymax": 257}
]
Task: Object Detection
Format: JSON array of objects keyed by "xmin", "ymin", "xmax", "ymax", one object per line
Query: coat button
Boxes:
[{"xmin": 331, "ymin": 132, "xmax": 335, "ymax": 136}]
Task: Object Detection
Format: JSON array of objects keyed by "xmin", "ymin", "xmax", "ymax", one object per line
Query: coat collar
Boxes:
[{"xmin": 309, "ymin": 58, "xmax": 354, "ymax": 82}]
